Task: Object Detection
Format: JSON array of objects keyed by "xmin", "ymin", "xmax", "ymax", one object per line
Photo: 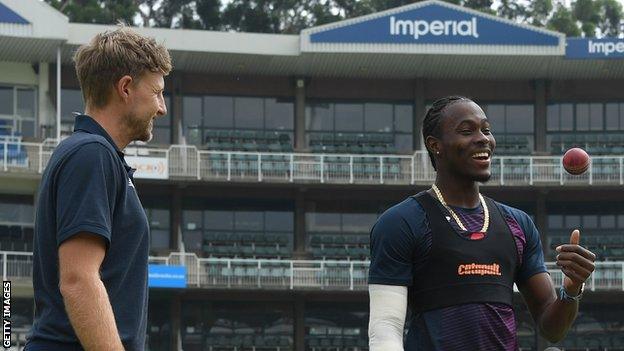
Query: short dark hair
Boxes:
[{"xmin": 422, "ymin": 96, "xmax": 472, "ymax": 170}]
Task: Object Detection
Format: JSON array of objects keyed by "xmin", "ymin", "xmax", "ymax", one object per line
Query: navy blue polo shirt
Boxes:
[{"xmin": 26, "ymin": 115, "xmax": 150, "ymax": 351}]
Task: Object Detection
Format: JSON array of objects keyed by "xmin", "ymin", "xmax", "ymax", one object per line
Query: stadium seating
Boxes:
[
  {"xmin": 0, "ymin": 225, "xmax": 33, "ymax": 252},
  {"xmin": 200, "ymin": 230, "xmax": 292, "ymax": 259},
  {"xmin": 0, "ymin": 125, "xmax": 28, "ymax": 166},
  {"xmin": 309, "ymin": 233, "xmax": 369, "ymax": 260},
  {"xmin": 494, "ymin": 135, "xmax": 532, "ymax": 155},
  {"xmin": 308, "ymin": 132, "xmax": 396, "ymax": 155},
  {"xmin": 550, "ymin": 133, "xmax": 624, "ymax": 155},
  {"xmin": 548, "ymin": 232, "xmax": 624, "ymax": 261},
  {"xmin": 205, "ymin": 129, "xmax": 293, "ymax": 152}
]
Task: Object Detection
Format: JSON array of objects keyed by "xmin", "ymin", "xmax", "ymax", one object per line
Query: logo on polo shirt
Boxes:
[{"xmin": 457, "ymin": 262, "xmax": 501, "ymax": 276}]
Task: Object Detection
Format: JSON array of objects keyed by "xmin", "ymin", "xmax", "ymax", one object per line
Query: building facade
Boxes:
[{"xmin": 0, "ymin": 0, "xmax": 623, "ymax": 350}]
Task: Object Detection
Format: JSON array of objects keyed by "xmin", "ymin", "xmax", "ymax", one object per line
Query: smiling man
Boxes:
[
  {"xmin": 26, "ymin": 27, "xmax": 171, "ymax": 351},
  {"xmin": 368, "ymin": 96, "xmax": 597, "ymax": 350}
]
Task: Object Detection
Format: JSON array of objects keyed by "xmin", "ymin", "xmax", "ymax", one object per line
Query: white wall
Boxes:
[{"xmin": 0, "ymin": 61, "xmax": 37, "ymax": 86}]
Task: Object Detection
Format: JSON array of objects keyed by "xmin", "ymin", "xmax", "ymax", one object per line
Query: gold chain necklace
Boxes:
[{"xmin": 431, "ymin": 184, "xmax": 489, "ymax": 233}]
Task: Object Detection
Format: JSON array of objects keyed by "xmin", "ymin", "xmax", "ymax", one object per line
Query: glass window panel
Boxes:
[
  {"xmin": 0, "ymin": 202, "xmax": 33, "ymax": 224},
  {"xmin": 150, "ymin": 229, "xmax": 169, "ymax": 250},
  {"xmin": 265, "ymin": 211, "xmax": 293, "ymax": 232},
  {"xmin": 0, "ymin": 87, "xmax": 12, "ymax": 115},
  {"xmin": 21, "ymin": 120, "xmax": 34, "ymax": 138},
  {"xmin": 265, "ymin": 98, "xmax": 293, "ymax": 130},
  {"xmin": 204, "ymin": 96, "xmax": 234, "ymax": 128},
  {"xmin": 306, "ymin": 103, "xmax": 333, "ymax": 131},
  {"xmin": 560, "ymin": 104, "xmax": 574, "ymax": 131},
  {"xmin": 485, "ymin": 105, "xmax": 505, "ymax": 134},
  {"xmin": 342, "ymin": 213, "xmax": 377, "ymax": 233},
  {"xmin": 618, "ymin": 214, "xmax": 624, "ymax": 228},
  {"xmin": 61, "ymin": 89, "xmax": 84, "ymax": 123},
  {"xmin": 364, "ymin": 103, "xmax": 393, "ymax": 132},
  {"xmin": 506, "ymin": 105, "xmax": 534, "ymax": 133},
  {"xmin": 589, "ymin": 103, "xmax": 603, "ymax": 131},
  {"xmin": 334, "ymin": 103, "xmax": 363, "ymax": 132},
  {"xmin": 151, "ymin": 127, "xmax": 170, "ymax": 145},
  {"xmin": 620, "ymin": 103, "xmax": 624, "ymax": 130},
  {"xmin": 565, "ymin": 215, "xmax": 581, "ymax": 228},
  {"xmin": 183, "ymin": 210, "xmax": 202, "ymax": 231},
  {"xmin": 149, "ymin": 209, "xmax": 170, "ymax": 229},
  {"xmin": 395, "ymin": 104, "xmax": 413, "ymax": 133},
  {"xmin": 16, "ymin": 88, "xmax": 35, "ymax": 119},
  {"xmin": 306, "ymin": 212, "xmax": 340, "ymax": 233},
  {"xmin": 395, "ymin": 134, "xmax": 413, "ymax": 153},
  {"xmin": 547, "ymin": 104, "xmax": 559, "ymax": 131},
  {"xmin": 234, "ymin": 97, "xmax": 263, "ymax": 129},
  {"xmin": 576, "ymin": 103, "xmax": 590, "ymax": 131},
  {"xmin": 234, "ymin": 211, "xmax": 263, "ymax": 231},
  {"xmin": 183, "ymin": 96, "xmax": 203, "ymax": 145},
  {"xmin": 605, "ymin": 103, "xmax": 619, "ymax": 131},
  {"xmin": 548, "ymin": 215, "xmax": 564, "ymax": 229},
  {"xmin": 204, "ymin": 210, "xmax": 233, "ymax": 230},
  {"xmin": 182, "ymin": 230, "xmax": 202, "ymax": 251},
  {"xmin": 183, "ymin": 96, "xmax": 203, "ymax": 127},
  {"xmin": 600, "ymin": 215, "xmax": 616, "ymax": 229},
  {"xmin": 583, "ymin": 215, "xmax": 598, "ymax": 228}
]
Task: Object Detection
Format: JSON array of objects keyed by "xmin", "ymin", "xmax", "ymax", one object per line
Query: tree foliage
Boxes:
[{"xmin": 44, "ymin": 0, "xmax": 623, "ymax": 37}]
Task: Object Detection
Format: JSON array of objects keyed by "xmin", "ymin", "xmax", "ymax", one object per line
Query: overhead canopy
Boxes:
[{"xmin": 0, "ymin": 0, "xmax": 622, "ymax": 79}]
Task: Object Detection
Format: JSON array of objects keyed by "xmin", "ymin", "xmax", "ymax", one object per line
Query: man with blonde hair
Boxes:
[{"xmin": 26, "ymin": 26, "xmax": 171, "ymax": 351}]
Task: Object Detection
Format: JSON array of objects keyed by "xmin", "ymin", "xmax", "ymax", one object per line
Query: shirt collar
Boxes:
[{"xmin": 73, "ymin": 114, "xmax": 132, "ymax": 172}]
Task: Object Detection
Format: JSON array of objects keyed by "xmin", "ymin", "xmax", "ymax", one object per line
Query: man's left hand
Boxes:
[{"xmin": 555, "ymin": 229, "xmax": 596, "ymax": 295}]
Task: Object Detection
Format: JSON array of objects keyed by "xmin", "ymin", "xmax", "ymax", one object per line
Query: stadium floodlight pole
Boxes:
[{"xmin": 56, "ymin": 46, "xmax": 61, "ymax": 144}]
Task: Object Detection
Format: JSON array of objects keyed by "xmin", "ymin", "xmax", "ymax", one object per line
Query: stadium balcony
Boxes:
[
  {"xmin": 1, "ymin": 251, "xmax": 622, "ymax": 293},
  {"xmin": 2, "ymin": 140, "xmax": 624, "ymax": 187}
]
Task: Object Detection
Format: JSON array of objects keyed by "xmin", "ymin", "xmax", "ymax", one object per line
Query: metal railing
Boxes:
[
  {"xmin": 2, "ymin": 140, "xmax": 624, "ymax": 186},
  {"xmin": 3, "ymin": 251, "xmax": 623, "ymax": 292}
]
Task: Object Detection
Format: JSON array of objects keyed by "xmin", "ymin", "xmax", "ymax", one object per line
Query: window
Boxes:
[
  {"xmin": 182, "ymin": 200, "xmax": 294, "ymax": 257},
  {"xmin": 183, "ymin": 95, "xmax": 294, "ymax": 147},
  {"xmin": 305, "ymin": 101, "xmax": 413, "ymax": 153},
  {"xmin": 0, "ymin": 195, "xmax": 34, "ymax": 252},
  {"xmin": 0, "ymin": 86, "xmax": 37, "ymax": 138},
  {"xmin": 547, "ymin": 102, "xmax": 624, "ymax": 132},
  {"xmin": 142, "ymin": 197, "xmax": 171, "ymax": 252},
  {"xmin": 182, "ymin": 301, "xmax": 293, "ymax": 351}
]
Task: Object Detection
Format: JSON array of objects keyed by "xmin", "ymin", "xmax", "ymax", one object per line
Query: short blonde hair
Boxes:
[{"xmin": 73, "ymin": 26, "xmax": 172, "ymax": 108}]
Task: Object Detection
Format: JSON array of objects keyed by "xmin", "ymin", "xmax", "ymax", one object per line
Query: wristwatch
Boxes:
[{"xmin": 559, "ymin": 284, "xmax": 584, "ymax": 302}]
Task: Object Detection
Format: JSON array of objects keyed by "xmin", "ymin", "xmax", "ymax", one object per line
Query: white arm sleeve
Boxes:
[{"xmin": 368, "ymin": 284, "xmax": 408, "ymax": 351}]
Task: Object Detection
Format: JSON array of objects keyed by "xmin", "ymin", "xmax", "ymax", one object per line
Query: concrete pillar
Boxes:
[
  {"xmin": 293, "ymin": 295, "xmax": 305, "ymax": 351},
  {"xmin": 534, "ymin": 79, "xmax": 548, "ymax": 153},
  {"xmin": 413, "ymin": 79, "xmax": 426, "ymax": 151},
  {"xmin": 536, "ymin": 190, "xmax": 548, "ymax": 258},
  {"xmin": 294, "ymin": 78, "xmax": 306, "ymax": 151},
  {"xmin": 294, "ymin": 190, "xmax": 306, "ymax": 258},
  {"xmin": 172, "ymin": 73, "xmax": 183, "ymax": 145},
  {"xmin": 170, "ymin": 293, "xmax": 181, "ymax": 351},
  {"xmin": 37, "ymin": 62, "xmax": 55, "ymax": 139}
]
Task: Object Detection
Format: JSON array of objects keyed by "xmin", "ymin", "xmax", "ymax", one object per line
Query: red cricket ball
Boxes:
[{"xmin": 562, "ymin": 148, "xmax": 590, "ymax": 175}]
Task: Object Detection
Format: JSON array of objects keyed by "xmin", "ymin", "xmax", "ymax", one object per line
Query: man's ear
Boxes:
[
  {"xmin": 115, "ymin": 75, "xmax": 133, "ymax": 102},
  {"xmin": 425, "ymin": 135, "xmax": 441, "ymax": 155}
]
